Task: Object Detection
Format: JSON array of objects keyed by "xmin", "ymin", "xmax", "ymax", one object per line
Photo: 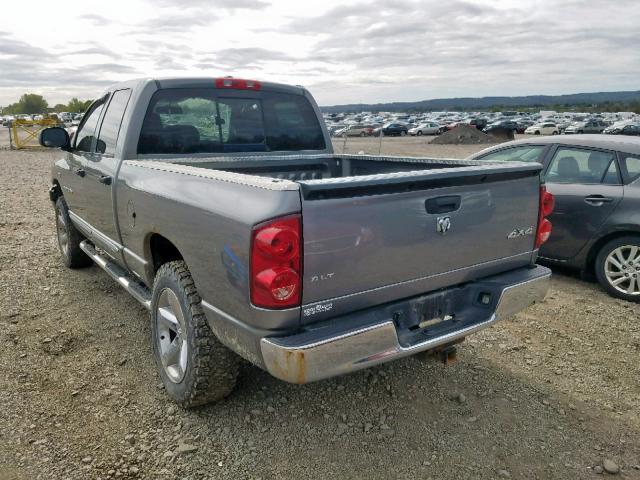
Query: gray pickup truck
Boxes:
[{"xmin": 40, "ymin": 77, "xmax": 553, "ymax": 407}]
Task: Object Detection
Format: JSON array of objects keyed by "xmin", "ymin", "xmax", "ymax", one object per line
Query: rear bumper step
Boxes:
[
  {"xmin": 260, "ymin": 265, "xmax": 551, "ymax": 384},
  {"xmin": 79, "ymin": 240, "xmax": 151, "ymax": 310}
]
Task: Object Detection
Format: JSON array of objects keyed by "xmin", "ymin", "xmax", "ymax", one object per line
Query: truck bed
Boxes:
[{"xmin": 139, "ymin": 154, "xmax": 543, "ymax": 323}]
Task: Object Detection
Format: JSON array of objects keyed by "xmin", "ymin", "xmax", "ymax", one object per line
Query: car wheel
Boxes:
[
  {"xmin": 416, "ymin": 131, "xmax": 422, "ymax": 136},
  {"xmin": 595, "ymin": 236, "xmax": 640, "ymax": 303},
  {"xmin": 151, "ymin": 260, "xmax": 240, "ymax": 406},
  {"xmin": 54, "ymin": 196, "xmax": 92, "ymax": 268},
  {"xmin": 360, "ymin": 131, "xmax": 366, "ymax": 137},
  {"xmin": 534, "ymin": 131, "xmax": 540, "ymax": 135},
  {"xmin": 552, "ymin": 131, "xmax": 558, "ymax": 135},
  {"xmin": 578, "ymin": 130, "xmax": 584, "ymax": 134},
  {"xmin": 400, "ymin": 131, "xmax": 407, "ymax": 136}
]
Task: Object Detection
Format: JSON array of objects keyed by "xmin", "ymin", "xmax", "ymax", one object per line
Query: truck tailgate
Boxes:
[{"xmin": 298, "ymin": 162, "xmax": 542, "ymax": 323}]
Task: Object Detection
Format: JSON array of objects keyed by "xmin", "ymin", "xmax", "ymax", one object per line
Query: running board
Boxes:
[{"xmin": 79, "ymin": 240, "xmax": 152, "ymax": 310}]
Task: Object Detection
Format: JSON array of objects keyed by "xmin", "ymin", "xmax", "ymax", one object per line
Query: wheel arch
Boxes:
[{"xmin": 146, "ymin": 233, "xmax": 184, "ymax": 277}]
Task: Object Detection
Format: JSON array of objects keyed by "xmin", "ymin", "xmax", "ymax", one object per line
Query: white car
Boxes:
[
  {"xmin": 525, "ymin": 122, "xmax": 559, "ymax": 135},
  {"xmin": 408, "ymin": 122, "xmax": 441, "ymax": 136}
]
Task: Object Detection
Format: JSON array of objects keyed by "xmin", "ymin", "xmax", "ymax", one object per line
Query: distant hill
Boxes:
[{"xmin": 320, "ymin": 90, "xmax": 640, "ymax": 113}]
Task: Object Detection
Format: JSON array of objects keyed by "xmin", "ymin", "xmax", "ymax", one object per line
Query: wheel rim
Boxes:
[
  {"xmin": 55, "ymin": 207, "xmax": 69, "ymax": 256},
  {"xmin": 604, "ymin": 245, "xmax": 640, "ymax": 296},
  {"xmin": 156, "ymin": 288, "xmax": 189, "ymax": 383}
]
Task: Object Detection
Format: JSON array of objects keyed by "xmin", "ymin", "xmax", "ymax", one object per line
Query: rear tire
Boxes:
[
  {"xmin": 595, "ymin": 236, "xmax": 640, "ymax": 303},
  {"xmin": 151, "ymin": 261, "xmax": 240, "ymax": 407},
  {"xmin": 54, "ymin": 197, "xmax": 92, "ymax": 268}
]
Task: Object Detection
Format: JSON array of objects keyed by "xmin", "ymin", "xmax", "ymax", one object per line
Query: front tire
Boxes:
[
  {"xmin": 416, "ymin": 130, "xmax": 423, "ymax": 136},
  {"xmin": 54, "ymin": 197, "xmax": 92, "ymax": 268},
  {"xmin": 151, "ymin": 261, "xmax": 240, "ymax": 407},
  {"xmin": 595, "ymin": 236, "xmax": 640, "ymax": 302}
]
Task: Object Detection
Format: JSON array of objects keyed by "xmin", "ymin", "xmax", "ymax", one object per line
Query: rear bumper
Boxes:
[{"xmin": 261, "ymin": 265, "xmax": 551, "ymax": 384}]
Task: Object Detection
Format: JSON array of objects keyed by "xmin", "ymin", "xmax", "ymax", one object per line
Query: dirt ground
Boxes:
[{"xmin": 1, "ymin": 131, "xmax": 639, "ymax": 479}]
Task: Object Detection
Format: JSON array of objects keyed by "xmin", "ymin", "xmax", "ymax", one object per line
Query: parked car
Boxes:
[
  {"xmin": 564, "ymin": 119, "xmax": 607, "ymax": 134},
  {"xmin": 469, "ymin": 118, "xmax": 488, "ymax": 130},
  {"xmin": 39, "ymin": 76, "xmax": 551, "ymax": 406},
  {"xmin": 524, "ymin": 122, "xmax": 559, "ymax": 136},
  {"xmin": 469, "ymin": 135, "xmax": 640, "ymax": 302},
  {"xmin": 604, "ymin": 123, "xmax": 640, "ymax": 136},
  {"xmin": 328, "ymin": 124, "xmax": 346, "ymax": 136},
  {"xmin": 516, "ymin": 120, "xmax": 534, "ymax": 134},
  {"xmin": 372, "ymin": 122, "xmax": 408, "ymax": 136},
  {"xmin": 335, "ymin": 124, "xmax": 373, "ymax": 137},
  {"xmin": 408, "ymin": 122, "xmax": 441, "ymax": 136},
  {"xmin": 483, "ymin": 120, "xmax": 518, "ymax": 134}
]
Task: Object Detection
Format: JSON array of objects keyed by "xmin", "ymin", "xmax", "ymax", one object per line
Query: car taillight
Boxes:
[
  {"xmin": 215, "ymin": 77, "xmax": 262, "ymax": 90},
  {"xmin": 535, "ymin": 185, "xmax": 554, "ymax": 248},
  {"xmin": 251, "ymin": 215, "xmax": 301, "ymax": 309}
]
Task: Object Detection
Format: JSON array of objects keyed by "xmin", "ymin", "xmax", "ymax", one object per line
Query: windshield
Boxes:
[{"xmin": 138, "ymin": 88, "xmax": 326, "ymax": 154}]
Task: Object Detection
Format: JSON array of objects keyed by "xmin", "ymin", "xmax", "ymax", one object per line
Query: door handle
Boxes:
[
  {"xmin": 98, "ymin": 175, "xmax": 112, "ymax": 186},
  {"xmin": 584, "ymin": 195, "xmax": 613, "ymax": 205},
  {"xmin": 75, "ymin": 168, "xmax": 85, "ymax": 178}
]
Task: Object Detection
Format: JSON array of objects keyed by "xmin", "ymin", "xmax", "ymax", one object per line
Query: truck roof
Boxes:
[{"xmin": 104, "ymin": 77, "xmax": 306, "ymax": 96}]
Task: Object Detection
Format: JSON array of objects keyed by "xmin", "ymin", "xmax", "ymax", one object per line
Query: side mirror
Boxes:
[{"xmin": 40, "ymin": 127, "xmax": 70, "ymax": 149}]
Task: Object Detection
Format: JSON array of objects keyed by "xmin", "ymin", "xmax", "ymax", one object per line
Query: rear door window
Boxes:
[
  {"xmin": 137, "ymin": 88, "xmax": 325, "ymax": 154},
  {"xmin": 96, "ymin": 89, "xmax": 131, "ymax": 155},
  {"xmin": 545, "ymin": 147, "xmax": 619, "ymax": 184}
]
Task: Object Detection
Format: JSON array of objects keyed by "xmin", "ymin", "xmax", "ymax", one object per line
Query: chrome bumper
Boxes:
[{"xmin": 261, "ymin": 266, "xmax": 551, "ymax": 384}]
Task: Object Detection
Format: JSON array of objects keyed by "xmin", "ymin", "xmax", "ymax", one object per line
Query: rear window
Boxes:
[{"xmin": 137, "ymin": 88, "xmax": 325, "ymax": 154}]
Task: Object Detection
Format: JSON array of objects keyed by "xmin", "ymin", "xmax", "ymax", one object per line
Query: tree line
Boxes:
[{"xmin": 1, "ymin": 93, "xmax": 93, "ymax": 115}]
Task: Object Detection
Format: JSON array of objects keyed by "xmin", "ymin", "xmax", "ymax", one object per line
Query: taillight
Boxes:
[
  {"xmin": 215, "ymin": 77, "xmax": 262, "ymax": 90},
  {"xmin": 251, "ymin": 215, "xmax": 301, "ymax": 308},
  {"xmin": 535, "ymin": 185, "xmax": 554, "ymax": 248}
]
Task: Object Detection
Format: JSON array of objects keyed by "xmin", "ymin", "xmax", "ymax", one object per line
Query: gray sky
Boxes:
[{"xmin": 1, "ymin": 0, "xmax": 639, "ymax": 107}]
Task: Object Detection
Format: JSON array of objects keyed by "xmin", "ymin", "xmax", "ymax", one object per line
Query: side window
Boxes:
[
  {"xmin": 619, "ymin": 154, "xmax": 640, "ymax": 183},
  {"xmin": 477, "ymin": 145, "xmax": 545, "ymax": 163},
  {"xmin": 546, "ymin": 147, "xmax": 617, "ymax": 184},
  {"xmin": 96, "ymin": 89, "xmax": 131, "ymax": 155},
  {"xmin": 74, "ymin": 99, "xmax": 106, "ymax": 152}
]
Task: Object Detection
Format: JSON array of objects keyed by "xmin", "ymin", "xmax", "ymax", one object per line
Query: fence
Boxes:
[{"xmin": 10, "ymin": 118, "xmax": 60, "ymax": 149}]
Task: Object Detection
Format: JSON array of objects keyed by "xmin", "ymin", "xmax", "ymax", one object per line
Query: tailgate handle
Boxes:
[{"xmin": 425, "ymin": 195, "xmax": 461, "ymax": 214}]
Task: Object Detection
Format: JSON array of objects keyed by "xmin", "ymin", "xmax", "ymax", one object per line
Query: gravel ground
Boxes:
[{"xmin": 1, "ymin": 138, "xmax": 639, "ymax": 480}]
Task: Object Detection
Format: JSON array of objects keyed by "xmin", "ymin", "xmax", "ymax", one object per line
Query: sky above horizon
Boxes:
[{"xmin": 1, "ymin": 0, "xmax": 639, "ymax": 107}]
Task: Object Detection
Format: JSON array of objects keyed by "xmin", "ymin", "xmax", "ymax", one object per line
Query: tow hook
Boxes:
[
  {"xmin": 412, "ymin": 338, "xmax": 464, "ymax": 365},
  {"xmin": 439, "ymin": 345, "xmax": 458, "ymax": 365}
]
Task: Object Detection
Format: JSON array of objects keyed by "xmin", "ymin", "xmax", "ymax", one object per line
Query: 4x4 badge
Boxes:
[{"xmin": 436, "ymin": 216, "xmax": 451, "ymax": 235}]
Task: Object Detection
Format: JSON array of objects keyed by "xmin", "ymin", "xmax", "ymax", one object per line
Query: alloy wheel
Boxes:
[
  {"xmin": 156, "ymin": 288, "xmax": 189, "ymax": 383},
  {"xmin": 604, "ymin": 245, "xmax": 640, "ymax": 296}
]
